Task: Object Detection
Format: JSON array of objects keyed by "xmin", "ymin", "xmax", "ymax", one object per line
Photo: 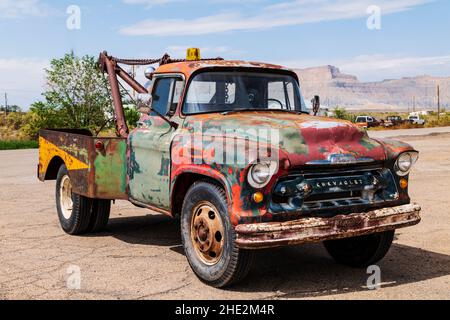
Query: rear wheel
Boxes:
[
  {"xmin": 56, "ymin": 165, "xmax": 111, "ymax": 235},
  {"xmin": 181, "ymin": 181, "xmax": 254, "ymax": 288},
  {"xmin": 87, "ymin": 199, "xmax": 111, "ymax": 233},
  {"xmin": 323, "ymin": 230, "xmax": 395, "ymax": 268}
]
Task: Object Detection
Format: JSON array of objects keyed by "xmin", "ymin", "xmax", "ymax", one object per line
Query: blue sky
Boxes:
[{"xmin": 0, "ymin": 0, "xmax": 449, "ymax": 108}]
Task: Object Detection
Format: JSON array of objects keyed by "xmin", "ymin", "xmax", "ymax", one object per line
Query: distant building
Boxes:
[{"xmin": 409, "ymin": 110, "xmax": 432, "ymax": 117}]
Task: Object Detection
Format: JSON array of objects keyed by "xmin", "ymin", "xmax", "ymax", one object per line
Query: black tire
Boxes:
[
  {"xmin": 323, "ymin": 230, "xmax": 395, "ymax": 268},
  {"xmin": 56, "ymin": 165, "xmax": 93, "ymax": 235},
  {"xmin": 87, "ymin": 199, "xmax": 111, "ymax": 233},
  {"xmin": 181, "ymin": 181, "xmax": 254, "ymax": 288}
]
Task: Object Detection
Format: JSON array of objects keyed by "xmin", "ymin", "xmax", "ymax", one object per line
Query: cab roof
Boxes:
[{"xmin": 155, "ymin": 60, "xmax": 296, "ymax": 80}]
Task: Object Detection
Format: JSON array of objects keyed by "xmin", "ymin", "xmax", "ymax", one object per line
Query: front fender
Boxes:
[
  {"xmin": 170, "ymin": 162, "xmax": 283, "ymax": 226},
  {"xmin": 372, "ymin": 138, "xmax": 417, "ymax": 160},
  {"xmin": 171, "ymin": 165, "xmax": 232, "ymax": 198}
]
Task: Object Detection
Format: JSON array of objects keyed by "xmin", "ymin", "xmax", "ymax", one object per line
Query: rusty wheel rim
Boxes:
[
  {"xmin": 60, "ymin": 175, "xmax": 73, "ymax": 220},
  {"xmin": 190, "ymin": 201, "xmax": 225, "ymax": 265}
]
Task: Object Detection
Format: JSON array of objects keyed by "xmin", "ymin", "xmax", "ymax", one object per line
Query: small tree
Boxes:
[
  {"xmin": 9, "ymin": 105, "xmax": 21, "ymax": 112},
  {"xmin": 22, "ymin": 102, "xmax": 65, "ymax": 139},
  {"xmin": 26, "ymin": 52, "xmax": 114, "ymax": 138},
  {"xmin": 45, "ymin": 52, "xmax": 113, "ymax": 129}
]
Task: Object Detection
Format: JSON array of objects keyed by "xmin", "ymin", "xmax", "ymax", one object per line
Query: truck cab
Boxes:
[
  {"xmin": 385, "ymin": 115, "xmax": 404, "ymax": 127},
  {"xmin": 38, "ymin": 50, "xmax": 421, "ymax": 287}
]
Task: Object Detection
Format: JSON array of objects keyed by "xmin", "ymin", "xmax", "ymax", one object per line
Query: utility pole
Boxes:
[
  {"xmin": 437, "ymin": 85, "xmax": 440, "ymax": 121},
  {"xmin": 4, "ymin": 93, "xmax": 7, "ymax": 119},
  {"xmin": 413, "ymin": 96, "xmax": 416, "ymax": 113}
]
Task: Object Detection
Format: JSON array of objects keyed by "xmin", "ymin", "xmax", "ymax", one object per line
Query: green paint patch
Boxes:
[
  {"xmin": 281, "ymin": 129, "xmax": 309, "ymax": 155},
  {"xmin": 94, "ymin": 140, "xmax": 128, "ymax": 197},
  {"xmin": 360, "ymin": 137, "xmax": 379, "ymax": 150}
]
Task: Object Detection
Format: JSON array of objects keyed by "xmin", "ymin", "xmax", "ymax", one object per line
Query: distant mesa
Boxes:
[{"xmin": 295, "ymin": 65, "xmax": 449, "ymax": 111}]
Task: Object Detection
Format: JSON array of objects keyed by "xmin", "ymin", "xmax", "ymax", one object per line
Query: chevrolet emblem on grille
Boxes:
[{"xmin": 314, "ymin": 178, "xmax": 365, "ymax": 189}]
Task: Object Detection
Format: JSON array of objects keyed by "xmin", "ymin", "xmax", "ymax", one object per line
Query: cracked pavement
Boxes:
[{"xmin": 1, "ymin": 132, "xmax": 450, "ymax": 300}]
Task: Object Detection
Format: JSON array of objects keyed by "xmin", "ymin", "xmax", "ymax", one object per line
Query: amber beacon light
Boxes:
[{"xmin": 186, "ymin": 48, "xmax": 201, "ymax": 61}]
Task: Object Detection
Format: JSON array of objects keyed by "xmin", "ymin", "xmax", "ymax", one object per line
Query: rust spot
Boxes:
[{"xmin": 235, "ymin": 203, "xmax": 421, "ymax": 249}]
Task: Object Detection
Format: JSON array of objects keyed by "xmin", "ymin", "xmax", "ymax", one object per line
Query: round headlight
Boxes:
[
  {"xmin": 247, "ymin": 161, "xmax": 276, "ymax": 188},
  {"xmin": 398, "ymin": 153, "xmax": 412, "ymax": 172},
  {"xmin": 395, "ymin": 152, "xmax": 418, "ymax": 176}
]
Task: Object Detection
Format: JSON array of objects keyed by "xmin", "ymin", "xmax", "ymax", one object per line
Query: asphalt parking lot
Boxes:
[{"xmin": 1, "ymin": 129, "xmax": 449, "ymax": 300}]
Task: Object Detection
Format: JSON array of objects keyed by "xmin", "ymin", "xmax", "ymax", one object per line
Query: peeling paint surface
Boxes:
[
  {"xmin": 94, "ymin": 139, "xmax": 128, "ymax": 199},
  {"xmin": 128, "ymin": 116, "xmax": 177, "ymax": 209},
  {"xmin": 38, "ymin": 129, "xmax": 128, "ymax": 200}
]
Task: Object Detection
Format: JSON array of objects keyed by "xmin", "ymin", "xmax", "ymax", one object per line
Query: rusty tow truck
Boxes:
[{"xmin": 38, "ymin": 49, "xmax": 421, "ymax": 287}]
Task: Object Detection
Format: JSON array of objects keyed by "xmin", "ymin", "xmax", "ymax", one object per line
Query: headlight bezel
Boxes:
[
  {"xmin": 394, "ymin": 151, "xmax": 419, "ymax": 176},
  {"xmin": 247, "ymin": 161, "xmax": 278, "ymax": 189}
]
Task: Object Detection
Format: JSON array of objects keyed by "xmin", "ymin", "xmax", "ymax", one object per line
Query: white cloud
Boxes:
[
  {"xmin": 120, "ymin": 0, "xmax": 433, "ymax": 36},
  {"xmin": 123, "ymin": 0, "xmax": 262, "ymax": 7},
  {"xmin": 0, "ymin": 0, "xmax": 52, "ymax": 18},
  {"xmin": 122, "ymin": 0, "xmax": 186, "ymax": 8},
  {"xmin": 281, "ymin": 54, "xmax": 450, "ymax": 81},
  {"xmin": 0, "ymin": 58, "xmax": 48, "ymax": 108},
  {"xmin": 340, "ymin": 54, "xmax": 450, "ymax": 76}
]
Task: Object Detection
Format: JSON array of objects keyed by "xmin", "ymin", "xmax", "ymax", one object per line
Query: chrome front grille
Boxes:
[{"xmin": 269, "ymin": 167, "xmax": 399, "ymax": 216}]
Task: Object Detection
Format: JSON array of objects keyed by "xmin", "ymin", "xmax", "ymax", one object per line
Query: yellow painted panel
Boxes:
[{"xmin": 39, "ymin": 137, "xmax": 89, "ymax": 175}]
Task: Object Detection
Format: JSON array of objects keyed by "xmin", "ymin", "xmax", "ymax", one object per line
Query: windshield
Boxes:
[{"xmin": 183, "ymin": 71, "xmax": 306, "ymax": 115}]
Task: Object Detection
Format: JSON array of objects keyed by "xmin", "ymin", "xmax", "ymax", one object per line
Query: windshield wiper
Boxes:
[{"xmin": 221, "ymin": 108, "xmax": 259, "ymax": 115}]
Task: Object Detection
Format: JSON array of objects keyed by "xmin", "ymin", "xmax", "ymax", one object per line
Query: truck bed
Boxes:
[{"xmin": 38, "ymin": 129, "xmax": 128, "ymax": 200}]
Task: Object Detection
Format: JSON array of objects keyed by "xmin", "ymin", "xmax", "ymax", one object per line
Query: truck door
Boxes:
[{"xmin": 128, "ymin": 75, "xmax": 184, "ymax": 210}]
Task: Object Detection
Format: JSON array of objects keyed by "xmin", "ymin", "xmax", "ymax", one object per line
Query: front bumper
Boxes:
[{"xmin": 235, "ymin": 203, "xmax": 421, "ymax": 249}]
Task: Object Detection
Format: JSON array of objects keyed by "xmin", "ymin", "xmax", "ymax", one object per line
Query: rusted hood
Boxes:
[{"xmin": 185, "ymin": 111, "xmax": 386, "ymax": 166}]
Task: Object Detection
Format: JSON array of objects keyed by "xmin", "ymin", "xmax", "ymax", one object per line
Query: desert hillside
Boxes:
[{"xmin": 295, "ymin": 65, "xmax": 450, "ymax": 111}]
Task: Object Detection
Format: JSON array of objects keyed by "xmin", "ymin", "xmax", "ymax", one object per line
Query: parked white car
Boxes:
[{"xmin": 408, "ymin": 115, "xmax": 426, "ymax": 125}]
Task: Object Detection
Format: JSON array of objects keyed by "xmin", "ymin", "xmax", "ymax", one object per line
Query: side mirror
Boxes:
[
  {"xmin": 144, "ymin": 67, "xmax": 155, "ymax": 80},
  {"xmin": 311, "ymin": 95, "xmax": 320, "ymax": 116},
  {"xmin": 136, "ymin": 93, "xmax": 152, "ymax": 114}
]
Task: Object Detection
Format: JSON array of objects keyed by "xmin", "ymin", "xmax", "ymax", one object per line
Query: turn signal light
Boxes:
[
  {"xmin": 253, "ymin": 192, "xmax": 264, "ymax": 204},
  {"xmin": 399, "ymin": 178, "xmax": 408, "ymax": 189}
]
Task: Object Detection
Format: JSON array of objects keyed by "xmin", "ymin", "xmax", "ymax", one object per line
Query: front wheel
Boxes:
[
  {"xmin": 181, "ymin": 181, "xmax": 254, "ymax": 288},
  {"xmin": 323, "ymin": 230, "xmax": 395, "ymax": 268}
]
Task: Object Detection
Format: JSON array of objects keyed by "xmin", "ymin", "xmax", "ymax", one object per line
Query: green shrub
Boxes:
[
  {"xmin": 6, "ymin": 112, "xmax": 27, "ymax": 131},
  {"xmin": 0, "ymin": 140, "xmax": 39, "ymax": 150},
  {"xmin": 124, "ymin": 104, "xmax": 140, "ymax": 129},
  {"xmin": 332, "ymin": 107, "xmax": 355, "ymax": 122},
  {"xmin": 424, "ymin": 114, "xmax": 450, "ymax": 127}
]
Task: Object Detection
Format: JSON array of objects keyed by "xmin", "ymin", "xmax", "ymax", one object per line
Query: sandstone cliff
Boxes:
[{"xmin": 295, "ymin": 65, "xmax": 449, "ymax": 111}]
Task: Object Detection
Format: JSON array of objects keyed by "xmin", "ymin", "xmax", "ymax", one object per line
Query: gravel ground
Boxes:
[{"xmin": 0, "ymin": 130, "xmax": 449, "ymax": 300}]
